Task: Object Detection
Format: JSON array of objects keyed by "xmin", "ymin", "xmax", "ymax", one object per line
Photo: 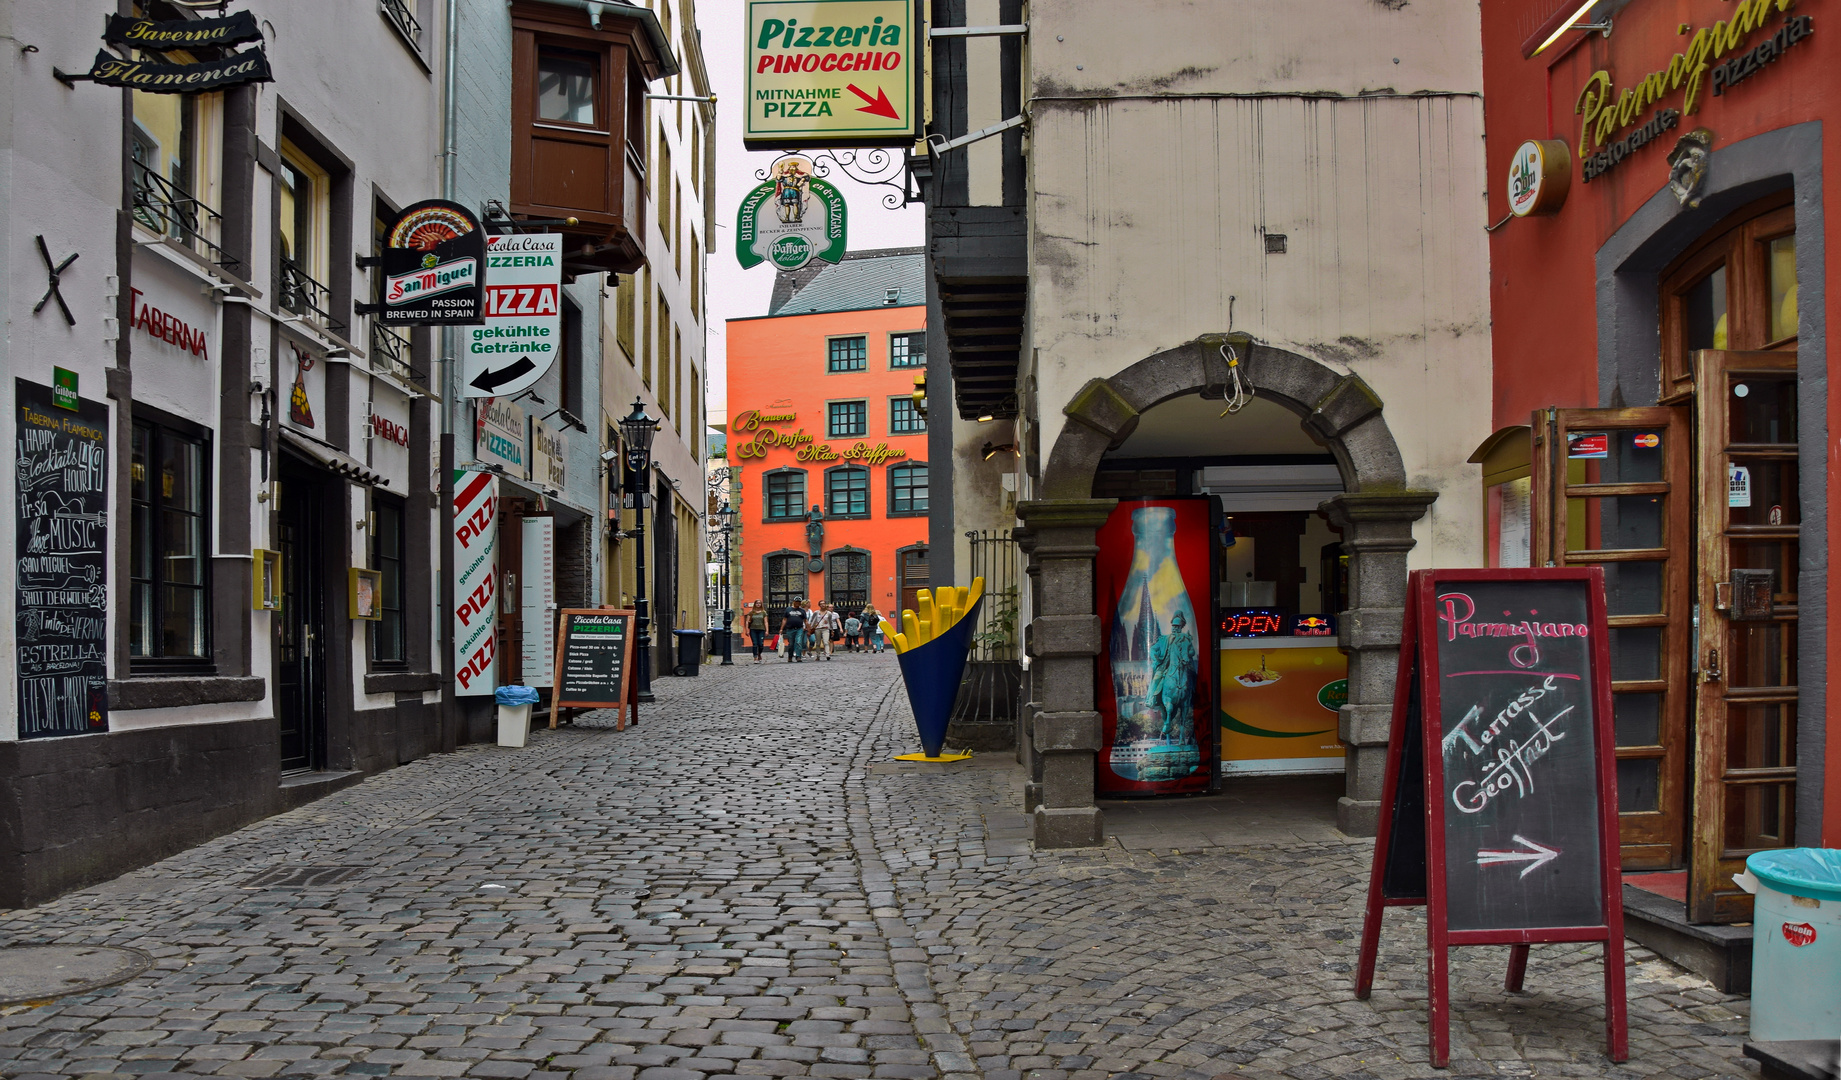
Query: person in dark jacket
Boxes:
[{"xmin": 779, "ymin": 600, "xmax": 808, "ymax": 662}]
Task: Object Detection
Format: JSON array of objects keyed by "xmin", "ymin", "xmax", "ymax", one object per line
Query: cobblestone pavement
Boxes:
[{"xmin": 0, "ymin": 656, "xmax": 1754, "ymax": 1080}]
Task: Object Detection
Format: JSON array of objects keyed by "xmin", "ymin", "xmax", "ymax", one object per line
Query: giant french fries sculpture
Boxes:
[{"xmin": 881, "ymin": 578, "xmax": 986, "ymax": 760}]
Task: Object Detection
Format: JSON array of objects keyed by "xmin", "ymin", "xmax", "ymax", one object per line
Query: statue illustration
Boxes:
[
  {"xmin": 1150, "ymin": 610, "xmax": 1198, "ymax": 742},
  {"xmin": 774, "ymin": 160, "xmax": 810, "ymax": 224}
]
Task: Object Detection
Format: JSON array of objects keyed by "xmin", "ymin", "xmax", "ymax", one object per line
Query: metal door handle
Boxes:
[{"xmin": 1703, "ymin": 647, "xmax": 1722, "ymax": 683}]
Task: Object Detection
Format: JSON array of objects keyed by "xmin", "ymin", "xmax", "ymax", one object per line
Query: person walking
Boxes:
[
  {"xmin": 747, "ymin": 601, "xmax": 769, "ymax": 664},
  {"xmin": 813, "ymin": 602, "xmax": 836, "ymax": 660},
  {"xmin": 843, "ymin": 612, "xmax": 861, "ymax": 653},
  {"xmin": 862, "ymin": 604, "xmax": 884, "ymax": 653},
  {"xmin": 779, "ymin": 599, "xmax": 807, "ymax": 662}
]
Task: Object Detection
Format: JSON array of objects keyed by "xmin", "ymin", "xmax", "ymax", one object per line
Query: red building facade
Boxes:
[
  {"xmin": 1479, "ymin": 0, "xmax": 1837, "ymax": 925},
  {"xmin": 725, "ymin": 249, "xmax": 930, "ymax": 626}
]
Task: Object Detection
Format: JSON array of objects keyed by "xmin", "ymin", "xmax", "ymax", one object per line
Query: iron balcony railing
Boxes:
[
  {"xmin": 279, "ymin": 256, "xmax": 347, "ymax": 337},
  {"xmin": 369, "ymin": 320, "xmax": 417, "ymax": 383},
  {"xmin": 380, "ymin": 0, "xmax": 423, "ymax": 49},
  {"xmin": 132, "ymin": 161, "xmax": 245, "ymax": 276}
]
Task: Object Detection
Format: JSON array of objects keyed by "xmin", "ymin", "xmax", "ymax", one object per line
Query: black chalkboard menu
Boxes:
[
  {"xmin": 1433, "ymin": 579, "xmax": 1604, "ymax": 931},
  {"xmin": 14, "ymin": 378, "xmax": 111, "ymax": 739},
  {"xmin": 1355, "ymin": 568, "xmax": 1626, "ymax": 1068},
  {"xmin": 550, "ymin": 609, "xmax": 635, "ymax": 729}
]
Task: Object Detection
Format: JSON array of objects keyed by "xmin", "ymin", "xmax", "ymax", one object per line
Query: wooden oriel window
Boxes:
[
  {"xmin": 1659, "ymin": 192, "xmax": 1797, "ymax": 403},
  {"xmin": 509, "ymin": 2, "xmax": 675, "ymax": 276}
]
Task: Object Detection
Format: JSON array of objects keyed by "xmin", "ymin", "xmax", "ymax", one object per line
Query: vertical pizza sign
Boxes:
[
  {"xmin": 453, "ymin": 470, "xmax": 498, "ymax": 696},
  {"xmin": 377, "ymin": 200, "xmax": 487, "ymax": 325}
]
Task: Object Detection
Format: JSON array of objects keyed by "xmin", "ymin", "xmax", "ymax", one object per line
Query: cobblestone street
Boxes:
[{"xmin": 1, "ymin": 656, "xmax": 1755, "ymax": 1080}]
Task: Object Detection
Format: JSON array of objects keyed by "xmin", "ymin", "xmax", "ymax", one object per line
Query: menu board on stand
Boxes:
[
  {"xmin": 1353, "ymin": 568, "xmax": 1626, "ymax": 1067},
  {"xmin": 550, "ymin": 609, "xmax": 636, "ymax": 730},
  {"xmin": 14, "ymin": 378, "xmax": 110, "ymax": 738}
]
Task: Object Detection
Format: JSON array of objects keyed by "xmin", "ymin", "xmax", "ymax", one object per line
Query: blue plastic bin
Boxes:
[{"xmin": 1739, "ymin": 848, "xmax": 1841, "ymax": 1041}]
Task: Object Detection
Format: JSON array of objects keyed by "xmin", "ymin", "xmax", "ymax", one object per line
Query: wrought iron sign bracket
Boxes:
[{"xmin": 758, "ymin": 148, "xmax": 923, "ymax": 210}]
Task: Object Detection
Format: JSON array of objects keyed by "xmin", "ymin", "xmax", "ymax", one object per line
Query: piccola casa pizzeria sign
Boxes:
[
  {"xmin": 1573, "ymin": 0, "xmax": 1815, "ymax": 183},
  {"xmin": 731, "ymin": 408, "xmax": 907, "ymax": 466}
]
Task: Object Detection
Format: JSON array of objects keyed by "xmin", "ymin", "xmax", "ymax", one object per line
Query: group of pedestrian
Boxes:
[{"xmin": 740, "ymin": 599, "xmax": 887, "ymax": 663}]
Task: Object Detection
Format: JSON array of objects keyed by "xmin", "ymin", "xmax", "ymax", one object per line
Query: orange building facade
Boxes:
[{"xmin": 725, "ymin": 249, "xmax": 930, "ymax": 626}]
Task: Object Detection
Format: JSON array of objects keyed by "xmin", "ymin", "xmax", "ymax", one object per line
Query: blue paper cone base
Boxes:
[{"xmin": 893, "ymin": 596, "xmax": 984, "ymax": 758}]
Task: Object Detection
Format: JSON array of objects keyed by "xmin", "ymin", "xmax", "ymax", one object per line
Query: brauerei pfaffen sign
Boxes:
[{"xmin": 744, "ymin": 0, "xmax": 921, "ymax": 149}]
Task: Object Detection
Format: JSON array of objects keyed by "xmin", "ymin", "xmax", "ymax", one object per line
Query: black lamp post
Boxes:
[
  {"xmin": 715, "ymin": 501, "xmax": 737, "ymax": 665},
  {"xmin": 620, "ymin": 398, "xmax": 660, "ymax": 704}
]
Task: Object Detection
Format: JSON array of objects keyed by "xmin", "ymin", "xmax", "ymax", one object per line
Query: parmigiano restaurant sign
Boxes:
[{"xmin": 744, "ymin": 0, "xmax": 921, "ymax": 150}]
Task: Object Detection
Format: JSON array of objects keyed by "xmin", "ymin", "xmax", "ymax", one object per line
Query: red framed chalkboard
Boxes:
[{"xmin": 1354, "ymin": 568, "xmax": 1626, "ymax": 1067}]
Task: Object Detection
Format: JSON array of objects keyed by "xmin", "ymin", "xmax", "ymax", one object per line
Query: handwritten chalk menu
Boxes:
[
  {"xmin": 14, "ymin": 379, "xmax": 110, "ymax": 738},
  {"xmin": 1356, "ymin": 569, "xmax": 1626, "ymax": 1068},
  {"xmin": 550, "ymin": 609, "xmax": 635, "ymax": 730},
  {"xmin": 1434, "ymin": 579, "xmax": 1603, "ymax": 930}
]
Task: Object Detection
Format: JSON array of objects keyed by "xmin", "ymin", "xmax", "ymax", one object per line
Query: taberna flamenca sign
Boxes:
[
  {"xmin": 735, "ymin": 157, "xmax": 848, "ymax": 271},
  {"xmin": 377, "ymin": 200, "xmax": 488, "ymax": 325},
  {"xmin": 83, "ymin": 11, "xmax": 272, "ymax": 93}
]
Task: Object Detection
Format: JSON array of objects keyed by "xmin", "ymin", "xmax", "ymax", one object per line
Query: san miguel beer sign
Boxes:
[
  {"xmin": 377, "ymin": 201, "xmax": 488, "ymax": 325},
  {"xmin": 84, "ymin": 12, "xmax": 272, "ymax": 92}
]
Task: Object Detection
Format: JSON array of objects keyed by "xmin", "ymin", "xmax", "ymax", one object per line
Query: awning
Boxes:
[{"xmin": 280, "ymin": 428, "xmax": 389, "ymax": 488}]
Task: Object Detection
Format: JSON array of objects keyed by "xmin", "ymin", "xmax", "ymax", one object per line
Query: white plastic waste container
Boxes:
[
  {"xmin": 496, "ymin": 704, "xmax": 531, "ymax": 747},
  {"xmin": 1736, "ymin": 847, "xmax": 1841, "ymax": 1041}
]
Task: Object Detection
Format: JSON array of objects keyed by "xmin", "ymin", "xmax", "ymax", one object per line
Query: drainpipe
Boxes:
[{"xmin": 438, "ymin": 0, "xmax": 460, "ymax": 751}]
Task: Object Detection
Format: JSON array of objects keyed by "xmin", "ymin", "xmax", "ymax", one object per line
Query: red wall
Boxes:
[
  {"xmin": 725, "ymin": 304, "xmax": 928, "ymax": 617},
  {"xmin": 1481, "ymin": 0, "xmax": 1841, "ymax": 842}
]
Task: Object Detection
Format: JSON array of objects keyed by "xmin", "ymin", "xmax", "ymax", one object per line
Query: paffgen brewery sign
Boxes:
[
  {"xmin": 1574, "ymin": 0, "xmax": 1814, "ymax": 181},
  {"xmin": 732, "ymin": 408, "xmax": 908, "ymax": 466}
]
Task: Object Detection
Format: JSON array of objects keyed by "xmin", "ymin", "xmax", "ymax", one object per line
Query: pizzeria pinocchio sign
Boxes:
[
  {"xmin": 732, "ymin": 409, "xmax": 908, "ymax": 465},
  {"xmin": 1573, "ymin": 0, "xmax": 1814, "ymax": 182}
]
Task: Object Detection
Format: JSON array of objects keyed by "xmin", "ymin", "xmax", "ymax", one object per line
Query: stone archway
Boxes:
[{"xmin": 1016, "ymin": 335, "xmax": 1437, "ymax": 848}]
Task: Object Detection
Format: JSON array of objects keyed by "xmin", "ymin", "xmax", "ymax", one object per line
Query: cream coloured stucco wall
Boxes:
[{"xmin": 1020, "ymin": 0, "xmax": 1492, "ymax": 570}]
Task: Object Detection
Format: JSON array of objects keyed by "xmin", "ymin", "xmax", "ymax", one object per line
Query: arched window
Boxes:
[
  {"xmin": 826, "ymin": 549, "xmax": 870, "ymax": 616},
  {"xmin": 765, "ymin": 552, "xmax": 805, "ymax": 614},
  {"xmin": 889, "ymin": 461, "xmax": 927, "ymax": 516},
  {"xmin": 825, "ymin": 465, "xmax": 869, "ymax": 518},
  {"xmin": 763, "ymin": 468, "xmax": 806, "ymax": 520}
]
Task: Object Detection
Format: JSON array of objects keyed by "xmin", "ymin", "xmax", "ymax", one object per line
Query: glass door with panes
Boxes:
[
  {"xmin": 1533, "ymin": 407, "xmax": 1692, "ymax": 869},
  {"xmin": 1665, "ymin": 192, "xmax": 1799, "ymax": 922},
  {"xmin": 1689, "ymin": 349, "xmax": 1799, "ymax": 922}
]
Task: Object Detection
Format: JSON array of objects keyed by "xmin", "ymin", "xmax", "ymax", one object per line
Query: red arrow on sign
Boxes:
[{"xmin": 846, "ymin": 84, "xmax": 900, "ymax": 119}]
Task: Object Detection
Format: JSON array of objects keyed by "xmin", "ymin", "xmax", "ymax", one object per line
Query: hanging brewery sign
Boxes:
[
  {"xmin": 82, "ymin": 47, "xmax": 272, "ymax": 92},
  {"xmin": 377, "ymin": 200, "xmax": 487, "ymax": 325},
  {"xmin": 744, "ymin": 0, "xmax": 922, "ymax": 149},
  {"xmin": 465, "ymin": 234, "xmax": 562, "ymax": 397},
  {"xmin": 1506, "ymin": 139, "xmax": 1571, "ymax": 217},
  {"xmin": 735, "ymin": 158, "xmax": 848, "ymax": 271},
  {"xmin": 103, "ymin": 11, "xmax": 264, "ymax": 50}
]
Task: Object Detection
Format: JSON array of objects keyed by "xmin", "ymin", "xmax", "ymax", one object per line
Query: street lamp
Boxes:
[
  {"xmin": 714, "ymin": 501, "xmax": 737, "ymax": 665},
  {"xmin": 619, "ymin": 398, "xmax": 660, "ymax": 704}
]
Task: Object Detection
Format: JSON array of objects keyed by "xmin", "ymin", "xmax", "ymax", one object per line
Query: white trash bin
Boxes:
[
  {"xmin": 497, "ymin": 703, "xmax": 532, "ymax": 748},
  {"xmin": 1736, "ymin": 847, "xmax": 1841, "ymax": 1041}
]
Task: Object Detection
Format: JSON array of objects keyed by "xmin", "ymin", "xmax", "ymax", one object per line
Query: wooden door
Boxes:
[
  {"xmin": 1533, "ymin": 406, "xmax": 1692, "ymax": 869},
  {"xmin": 1688, "ymin": 349, "xmax": 1801, "ymax": 923}
]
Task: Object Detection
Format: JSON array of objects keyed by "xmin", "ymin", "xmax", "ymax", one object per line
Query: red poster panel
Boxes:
[{"xmin": 1095, "ymin": 497, "xmax": 1219, "ymax": 796}]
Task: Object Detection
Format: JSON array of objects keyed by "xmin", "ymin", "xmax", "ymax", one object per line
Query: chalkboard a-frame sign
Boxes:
[
  {"xmin": 1354, "ymin": 568, "xmax": 1627, "ymax": 1068},
  {"xmin": 549, "ymin": 609, "xmax": 636, "ymax": 730}
]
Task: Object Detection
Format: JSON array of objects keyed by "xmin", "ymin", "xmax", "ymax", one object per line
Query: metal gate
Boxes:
[{"xmin": 951, "ymin": 530, "xmax": 1022, "ymax": 722}]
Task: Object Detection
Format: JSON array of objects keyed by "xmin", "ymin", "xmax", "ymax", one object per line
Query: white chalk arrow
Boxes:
[{"xmin": 1476, "ymin": 835, "xmax": 1560, "ymax": 878}]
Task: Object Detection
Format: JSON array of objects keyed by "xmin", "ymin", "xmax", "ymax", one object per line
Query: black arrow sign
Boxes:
[{"xmin": 470, "ymin": 356, "xmax": 536, "ymax": 393}]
